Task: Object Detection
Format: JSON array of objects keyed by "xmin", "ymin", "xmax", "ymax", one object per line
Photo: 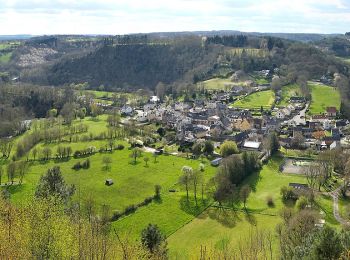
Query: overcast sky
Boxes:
[{"xmin": 0, "ymin": 0, "xmax": 349, "ymax": 35}]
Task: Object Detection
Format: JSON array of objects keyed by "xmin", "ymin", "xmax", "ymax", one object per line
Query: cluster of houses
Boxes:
[{"xmin": 118, "ymin": 91, "xmax": 350, "ymax": 154}]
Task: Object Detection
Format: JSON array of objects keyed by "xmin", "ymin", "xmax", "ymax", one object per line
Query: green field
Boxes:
[
  {"xmin": 233, "ymin": 90, "xmax": 275, "ymax": 109},
  {"xmin": 278, "ymin": 84, "xmax": 301, "ymax": 107},
  {"xmin": 227, "ymin": 48, "xmax": 269, "ymax": 58},
  {"xmin": 166, "ymin": 156, "xmax": 338, "ymax": 258},
  {"xmin": 10, "ymin": 142, "xmax": 215, "ymax": 213},
  {"xmin": 201, "ymin": 78, "xmax": 235, "ymax": 90},
  {"xmin": 0, "ymin": 52, "xmax": 12, "ymax": 63},
  {"xmin": 308, "ymin": 83, "xmax": 341, "ymax": 115}
]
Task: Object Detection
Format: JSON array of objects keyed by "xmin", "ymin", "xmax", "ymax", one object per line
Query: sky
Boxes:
[{"xmin": 0, "ymin": 0, "xmax": 350, "ymax": 35}]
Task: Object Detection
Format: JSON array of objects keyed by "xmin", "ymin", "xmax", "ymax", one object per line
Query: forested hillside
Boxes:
[{"xmin": 46, "ymin": 40, "xmax": 220, "ymax": 89}]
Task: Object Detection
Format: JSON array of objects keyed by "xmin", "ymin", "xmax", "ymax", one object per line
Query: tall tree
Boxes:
[
  {"xmin": 35, "ymin": 166, "xmax": 75, "ymax": 202},
  {"xmin": 240, "ymin": 184, "xmax": 251, "ymax": 209},
  {"xmin": 179, "ymin": 166, "xmax": 193, "ymax": 202},
  {"xmin": 141, "ymin": 224, "xmax": 167, "ymax": 256}
]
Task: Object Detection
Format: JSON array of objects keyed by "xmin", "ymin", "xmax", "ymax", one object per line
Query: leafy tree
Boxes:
[
  {"xmin": 143, "ymin": 156, "xmax": 149, "ymax": 166},
  {"xmin": 296, "ymin": 196, "xmax": 308, "ymax": 211},
  {"xmin": 240, "ymin": 184, "xmax": 251, "ymax": 209},
  {"xmin": 179, "ymin": 166, "xmax": 193, "ymax": 202},
  {"xmin": 35, "ymin": 166, "xmax": 75, "ymax": 202},
  {"xmin": 202, "ymin": 140, "xmax": 214, "ymax": 154},
  {"xmin": 220, "ymin": 141, "xmax": 239, "ymax": 157},
  {"xmin": 7, "ymin": 162, "xmax": 16, "ymax": 184},
  {"xmin": 42, "ymin": 147, "xmax": 52, "ymax": 160},
  {"xmin": 312, "ymin": 225, "xmax": 342, "ymax": 260},
  {"xmin": 192, "ymin": 142, "xmax": 203, "ymax": 157},
  {"xmin": 267, "ymin": 131, "xmax": 280, "ymax": 155},
  {"xmin": 0, "ymin": 166, "xmax": 3, "ymax": 185},
  {"xmin": 102, "ymin": 156, "xmax": 112, "ymax": 171},
  {"xmin": 156, "ymin": 127, "xmax": 166, "ymax": 137},
  {"xmin": 141, "ymin": 224, "xmax": 167, "ymax": 255},
  {"xmin": 154, "ymin": 185, "xmax": 161, "ymax": 199},
  {"xmin": 130, "ymin": 148, "xmax": 142, "ymax": 164}
]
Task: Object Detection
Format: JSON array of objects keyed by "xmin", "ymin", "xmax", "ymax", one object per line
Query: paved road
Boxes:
[{"xmin": 290, "ymin": 102, "xmax": 309, "ymax": 125}]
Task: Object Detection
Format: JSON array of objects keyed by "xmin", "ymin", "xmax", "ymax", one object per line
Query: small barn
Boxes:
[{"xmin": 105, "ymin": 179, "xmax": 114, "ymax": 186}]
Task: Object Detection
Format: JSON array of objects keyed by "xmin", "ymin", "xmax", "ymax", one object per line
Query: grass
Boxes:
[
  {"xmin": 168, "ymin": 209, "xmax": 280, "ymax": 259},
  {"xmin": 167, "ymin": 156, "xmax": 340, "ymax": 258},
  {"xmin": 308, "ymin": 83, "xmax": 341, "ymax": 115},
  {"xmin": 201, "ymin": 78, "xmax": 234, "ymax": 90},
  {"xmin": 278, "ymin": 84, "xmax": 301, "ymax": 107},
  {"xmin": 233, "ymin": 90, "xmax": 275, "ymax": 110},
  {"xmin": 9, "ymin": 144, "xmax": 216, "ymax": 213},
  {"xmin": 112, "ymin": 193, "xmax": 211, "ymax": 241},
  {"xmin": 0, "ymin": 52, "xmax": 12, "ymax": 63}
]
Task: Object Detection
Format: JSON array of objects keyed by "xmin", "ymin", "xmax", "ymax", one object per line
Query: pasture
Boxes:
[
  {"xmin": 9, "ymin": 140, "xmax": 215, "ymax": 212},
  {"xmin": 201, "ymin": 77, "xmax": 235, "ymax": 90},
  {"xmin": 308, "ymin": 83, "xmax": 341, "ymax": 115},
  {"xmin": 278, "ymin": 84, "xmax": 301, "ymax": 107},
  {"xmin": 166, "ymin": 156, "xmax": 339, "ymax": 258},
  {"xmin": 0, "ymin": 52, "xmax": 12, "ymax": 63},
  {"xmin": 232, "ymin": 90, "xmax": 275, "ymax": 109}
]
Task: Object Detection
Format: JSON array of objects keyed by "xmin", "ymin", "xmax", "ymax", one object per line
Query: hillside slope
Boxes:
[{"xmin": 47, "ymin": 43, "xmax": 220, "ymax": 89}]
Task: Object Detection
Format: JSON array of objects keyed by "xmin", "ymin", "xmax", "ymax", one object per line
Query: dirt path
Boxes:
[{"xmin": 329, "ymin": 187, "xmax": 349, "ymax": 226}]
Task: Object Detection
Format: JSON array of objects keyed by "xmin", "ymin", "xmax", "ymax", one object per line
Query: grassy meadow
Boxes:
[
  {"xmin": 278, "ymin": 84, "xmax": 301, "ymax": 107},
  {"xmin": 167, "ymin": 156, "xmax": 338, "ymax": 258},
  {"xmin": 233, "ymin": 90, "xmax": 275, "ymax": 109},
  {"xmin": 309, "ymin": 83, "xmax": 341, "ymax": 115}
]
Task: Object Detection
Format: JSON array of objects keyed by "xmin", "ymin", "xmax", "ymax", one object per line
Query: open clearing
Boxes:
[
  {"xmin": 201, "ymin": 77, "xmax": 235, "ymax": 90},
  {"xmin": 167, "ymin": 156, "xmax": 338, "ymax": 258},
  {"xmin": 233, "ymin": 90, "xmax": 275, "ymax": 110},
  {"xmin": 308, "ymin": 83, "xmax": 340, "ymax": 115},
  {"xmin": 278, "ymin": 84, "xmax": 301, "ymax": 107}
]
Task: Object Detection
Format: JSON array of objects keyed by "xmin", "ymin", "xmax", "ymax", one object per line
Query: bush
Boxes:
[
  {"xmin": 266, "ymin": 196, "xmax": 275, "ymax": 207},
  {"xmin": 124, "ymin": 204, "xmax": 137, "ymax": 215},
  {"xmin": 72, "ymin": 162, "xmax": 81, "ymax": 170},
  {"xmin": 116, "ymin": 144, "xmax": 124, "ymax": 150},
  {"xmin": 139, "ymin": 196, "xmax": 154, "ymax": 207},
  {"xmin": 281, "ymin": 186, "xmax": 296, "ymax": 201},
  {"xmin": 111, "ymin": 211, "xmax": 123, "ymax": 221},
  {"xmin": 73, "ymin": 150, "xmax": 82, "ymax": 158},
  {"xmin": 154, "ymin": 184, "xmax": 161, "ymax": 199},
  {"xmin": 296, "ymin": 196, "xmax": 308, "ymax": 211},
  {"xmin": 81, "ymin": 159, "xmax": 90, "ymax": 169}
]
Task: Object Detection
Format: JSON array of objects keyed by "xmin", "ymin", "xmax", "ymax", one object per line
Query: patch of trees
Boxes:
[
  {"xmin": 209, "ymin": 152, "xmax": 261, "ymax": 205},
  {"xmin": 178, "ymin": 166, "xmax": 205, "ymax": 207},
  {"xmin": 72, "ymin": 159, "xmax": 90, "ymax": 170},
  {"xmin": 206, "ymin": 35, "xmax": 248, "ymax": 47},
  {"xmin": 277, "ymin": 208, "xmax": 350, "ymax": 259},
  {"xmin": 46, "ymin": 40, "xmax": 219, "ymax": 89}
]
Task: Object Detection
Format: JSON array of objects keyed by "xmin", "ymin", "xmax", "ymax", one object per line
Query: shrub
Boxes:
[
  {"xmin": 116, "ymin": 144, "xmax": 124, "ymax": 150},
  {"xmin": 296, "ymin": 196, "xmax": 308, "ymax": 211},
  {"xmin": 81, "ymin": 159, "xmax": 90, "ymax": 169},
  {"xmin": 111, "ymin": 211, "xmax": 123, "ymax": 221},
  {"xmin": 73, "ymin": 150, "xmax": 82, "ymax": 158},
  {"xmin": 154, "ymin": 185, "xmax": 161, "ymax": 199},
  {"xmin": 72, "ymin": 162, "xmax": 81, "ymax": 170},
  {"xmin": 266, "ymin": 196, "xmax": 275, "ymax": 207},
  {"xmin": 124, "ymin": 204, "xmax": 137, "ymax": 215},
  {"xmin": 280, "ymin": 186, "xmax": 296, "ymax": 201}
]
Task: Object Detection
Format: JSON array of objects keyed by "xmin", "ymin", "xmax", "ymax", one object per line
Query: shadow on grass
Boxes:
[
  {"xmin": 154, "ymin": 196, "xmax": 163, "ymax": 204},
  {"xmin": 4, "ymin": 183, "xmax": 25, "ymax": 197},
  {"xmin": 179, "ymin": 196, "xmax": 209, "ymax": 217},
  {"xmin": 244, "ymin": 210, "xmax": 257, "ymax": 226},
  {"xmin": 206, "ymin": 207, "xmax": 240, "ymax": 228}
]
